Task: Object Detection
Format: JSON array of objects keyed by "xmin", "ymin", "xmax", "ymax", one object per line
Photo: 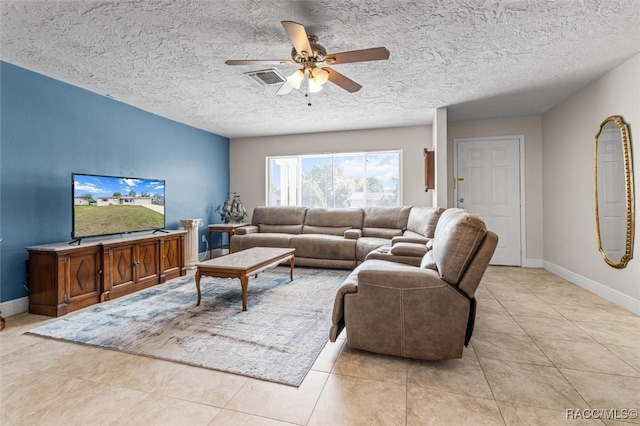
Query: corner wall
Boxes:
[
  {"xmin": 229, "ymin": 126, "xmax": 434, "ymax": 212},
  {"xmin": 541, "ymin": 54, "xmax": 639, "ymax": 314},
  {"xmin": 0, "ymin": 62, "xmax": 230, "ymax": 309}
]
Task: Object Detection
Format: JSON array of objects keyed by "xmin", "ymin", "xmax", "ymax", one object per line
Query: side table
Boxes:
[{"xmin": 208, "ymin": 223, "xmax": 249, "ymax": 258}]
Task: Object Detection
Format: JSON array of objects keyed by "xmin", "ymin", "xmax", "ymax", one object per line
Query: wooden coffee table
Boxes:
[{"xmin": 195, "ymin": 247, "xmax": 295, "ymax": 311}]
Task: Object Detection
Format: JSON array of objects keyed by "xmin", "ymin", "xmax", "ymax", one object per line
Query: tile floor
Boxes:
[{"xmin": 1, "ymin": 266, "xmax": 639, "ymax": 425}]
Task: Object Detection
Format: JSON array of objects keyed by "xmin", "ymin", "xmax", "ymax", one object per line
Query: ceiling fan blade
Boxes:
[
  {"xmin": 276, "ymin": 82, "xmax": 294, "ymax": 95},
  {"xmin": 325, "ymin": 47, "xmax": 390, "ymax": 65},
  {"xmin": 281, "ymin": 21, "xmax": 313, "ymax": 57},
  {"xmin": 225, "ymin": 59, "xmax": 296, "ymax": 66},
  {"xmin": 324, "ymin": 67, "xmax": 362, "ymax": 93}
]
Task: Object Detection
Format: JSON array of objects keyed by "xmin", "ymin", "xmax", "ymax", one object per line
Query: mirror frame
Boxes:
[{"xmin": 594, "ymin": 115, "xmax": 635, "ymax": 268}]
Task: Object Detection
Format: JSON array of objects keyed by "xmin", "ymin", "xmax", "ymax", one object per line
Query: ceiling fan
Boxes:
[{"xmin": 225, "ymin": 21, "xmax": 390, "ymax": 95}]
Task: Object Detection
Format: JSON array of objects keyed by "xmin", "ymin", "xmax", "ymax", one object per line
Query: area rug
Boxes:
[{"xmin": 27, "ymin": 267, "xmax": 348, "ymax": 386}]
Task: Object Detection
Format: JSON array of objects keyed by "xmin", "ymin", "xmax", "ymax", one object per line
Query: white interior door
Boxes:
[{"xmin": 455, "ymin": 137, "xmax": 522, "ymax": 266}]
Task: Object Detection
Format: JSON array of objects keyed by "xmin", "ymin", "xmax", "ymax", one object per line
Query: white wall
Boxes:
[
  {"xmin": 542, "ymin": 54, "xmax": 640, "ymax": 314},
  {"xmin": 448, "ymin": 116, "xmax": 544, "ymax": 264},
  {"xmin": 229, "ymin": 126, "xmax": 434, "ymax": 213}
]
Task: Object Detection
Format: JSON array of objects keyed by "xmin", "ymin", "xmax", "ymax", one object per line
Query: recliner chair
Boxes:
[{"xmin": 330, "ymin": 208, "xmax": 498, "ymax": 360}]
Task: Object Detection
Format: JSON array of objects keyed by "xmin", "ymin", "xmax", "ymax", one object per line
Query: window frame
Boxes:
[{"xmin": 265, "ymin": 149, "xmax": 403, "ymax": 207}]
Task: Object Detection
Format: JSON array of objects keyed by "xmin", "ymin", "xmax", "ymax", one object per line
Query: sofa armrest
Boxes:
[
  {"xmin": 234, "ymin": 225, "xmax": 258, "ymax": 235},
  {"xmin": 330, "ymin": 283, "xmax": 358, "ymax": 341},
  {"xmin": 390, "ymin": 242, "xmax": 428, "ymax": 257},
  {"xmin": 357, "ymin": 260, "xmax": 444, "ymax": 290},
  {"xmin": 391, "ymin": 235, "xmax": 429, "ymax": 245},
  {"xmin": 344, "ymin": 229, "xmax": 362, "ymax": 240}
]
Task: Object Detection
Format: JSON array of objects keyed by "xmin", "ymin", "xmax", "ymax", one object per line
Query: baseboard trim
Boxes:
[
  {"xmin": 0, "ymin": 296, "xmax": 29, "ymax": 317},
  {"xmin": 523, "ymin": 258, "xmax": 543, "ymax": 268},
  {"xmin": 543, "ymin": 261, "xmax": 640, "ymax": 315}
]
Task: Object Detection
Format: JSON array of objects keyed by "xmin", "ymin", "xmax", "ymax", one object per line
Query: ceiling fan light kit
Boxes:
[{"xmin": 225, "ymin": 20, "xmax": 390, "ymax": 99}]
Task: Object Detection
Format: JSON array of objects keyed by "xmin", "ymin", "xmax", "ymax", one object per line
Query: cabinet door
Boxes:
[
  {"xmin": 162, "ymin": 235, "xmax": 183, "ymax": 280},
  {"xmin": 136, "ymin": 241, "xmax": 159, "ymax": 284},
  {"xmin": 66, "ymin": 250, "xmax": 101, "ymax": 310},
  {"xmin": 110, "ymin": 245, "xmax": 135, "ymax": 289}
]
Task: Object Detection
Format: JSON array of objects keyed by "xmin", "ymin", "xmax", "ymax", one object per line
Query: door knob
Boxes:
[{"xmin": 459, "ymin": 198, "xmax": 465, "ymax": 203}]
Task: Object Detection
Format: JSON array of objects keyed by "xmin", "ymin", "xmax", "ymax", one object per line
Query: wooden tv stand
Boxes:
[{"xmin": 26, "ymin": 231, "xmax": 186, "ymax": 317}]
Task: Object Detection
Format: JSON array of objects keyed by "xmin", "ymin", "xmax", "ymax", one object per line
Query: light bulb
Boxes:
[
  {"xmin": 286, "ymin": 69, "xmax": 305, "ymax": 90},
  {"xmin": 308, "ymin": 77, "xmax": 323, "ymax": 93},
  {"xmin": 311, "ymin": 68, "xmax": 329, "ymax": 85}
]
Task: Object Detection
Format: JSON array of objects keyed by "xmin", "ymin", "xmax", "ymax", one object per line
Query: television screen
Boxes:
[{"xmin": 72, "ymin": 173, "xmax": 166, "ymax": 239}]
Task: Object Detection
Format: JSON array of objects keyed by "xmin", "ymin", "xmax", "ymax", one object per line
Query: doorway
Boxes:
[{"xmin": 453, "ymin": 136, "xmax": 524, "ymax": 266}]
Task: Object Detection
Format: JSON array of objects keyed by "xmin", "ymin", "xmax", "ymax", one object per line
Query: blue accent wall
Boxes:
[{"xmin": 0, "ymin": 61, "xmax": 230, "ymax": 303}]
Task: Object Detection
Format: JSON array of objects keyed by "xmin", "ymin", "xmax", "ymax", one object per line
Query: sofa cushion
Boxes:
[
  {"xmin": 420, "ymin": 251, "xmax": 437, "ymax": 270},
  {"xmin": 363, "ymin": 206, "xmax": 412, "ymax": 228},
  {"xmin": 304, "ymin": 207, "xmax": 363, "ymax": 230},
  {"xmin": 406, "ymin": 206, "xmax": 445, "ymax": 238},
  {"xmin": 303, "ymin": 225, "xmax": 351, "ymax": 236},
  {"xmin": 344, "ymin": 229, "xmax": 362, "ymax": 240},
  {"xmin": 356, "ymin": 236, "xmax": 390, "ymax": 262},
  {"xmin": 251, "ymin": 206, "xmax": 307, "ymax": 227},
  {"xmin": 259, "ymin": 224, "xmax": 303, "ymax": 234},
  {"xmin": 229, "ymin": 233, "xmax": 292, "ymax": 252},
  {"xmin": 289, "ymin": 234, "xmax": 356, "ymax": 259},
  {"xmin": 432, "ymin": 208, "xmax": 487, "ymax": 285},
  {"xmin": 362, "ymin": 227, "xmax": 403, "ymax": 239}
]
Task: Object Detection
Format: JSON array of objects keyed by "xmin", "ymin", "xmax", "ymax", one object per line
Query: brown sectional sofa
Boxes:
[
  {"xmin": 330, "ymin": 208, "xmax": 498, "ymax": 360},
  {"xmin": 230, "ymin": 205, "xmax": 443, "ymax": 269}
]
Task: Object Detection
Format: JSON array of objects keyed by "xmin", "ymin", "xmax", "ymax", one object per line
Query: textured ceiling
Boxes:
[{"xmin": 2, "ymin": 1, "xmax": 639, "ymax": 138}]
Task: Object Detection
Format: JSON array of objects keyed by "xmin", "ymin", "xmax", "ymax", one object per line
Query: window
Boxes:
[{"xmin": 267, "ymin": 151, "xmax": 401, "ymax": 207}]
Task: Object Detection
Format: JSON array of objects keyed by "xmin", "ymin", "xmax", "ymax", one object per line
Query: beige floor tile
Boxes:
[
  {"xmin": 0, "ymin": 332, "xmax": 43, "ymax": 357},
  {"xmin": 407, "ymin": 347, "xmax": 494, "ymax": 399},
  {"xmin": 498, "ymin": 299, "xmax": 562, "ymax": 318},
  {"xmin": 497, "ymin": 401, "xmax": 604, "ymax": 425},
  {"xmin": 332, "ymin": 345, "xmax": 408, "ymax": 384},
  {"xmin": 210, "ymin": 409, "xmax": 294, "ymax": 425},
  {"xmin": 534, "ymin": 290, "xmax": 620, "ymax": 309},
  {"xmin": 606, "ymin": 344, "xmax": 640, "ymax": 373},
  {"xmin": 2, "ymin": 369, "xmax": 145, "ymax": 426},
  {"xmin": 28, "ymin": 379, "xmax": 148, "ymax": 426},
  {"xmin": 1, "ymin": 338, "xmax": 96, "ymax": 372},
  {"xmin": 474, "ymin": 312, "xmax": 527, "ymax": 336},
  {"xmin": 573, "ymin": 321, "xmax": 640, "ymax": 347},
  {"xmin": 554, "ymin": 305, "xmax": 640, "ymax": 325},
  {"xmin": 1, "ymin": 313, "xmax": 54, "ymax": 336},
  {"xmin": 472, "ymin": 331, "xmax": 552, "ymax": 366},
  {"xmin": 307, "ymin": 374, "xmax": 406, "ymax": 426},
  {"xmin": 475, "ymin": 286, "xmax": 498, "ymax": 301},
  {"xmin": 407, "ymin": 387, "xmax": 503, "ymax": 426},
  {"xmin": 153, "ymin": 362, "xmax": 248, "ymax": 407},
  {"xmin": 561, "ymin": 369, "xmax": 640, "ymax": 424},
  {"xmin": 311, "ymin": 339, "xmax": 345, "ymax": 373},
  {"xmin": 225, "ymin": 370, "xmax": 328, "ymax": 425},
  {"xmin": 1, "ymin": 369, "xmax": 86, "ymax": 423},
  {"xmin": 88, "ymin": 352, "xmax": 185, "ymax": 393},
  {"xmin": 477, "ymin": 298, "xmax": 508, "ymax": 314},
  {"xmin": 534, "ymin": 338, "xmax": 638, "ymax": 376},
  {"xmin": 113, "ymin": 394, "xmax": 221, "ymax": 426},
  {"xmin": 512, "ymin": 315, "xmax": 595, "ymax": 342},
  {"xmin": 480, "ymin": 358, "xmax": 589, "ymax": 410}
]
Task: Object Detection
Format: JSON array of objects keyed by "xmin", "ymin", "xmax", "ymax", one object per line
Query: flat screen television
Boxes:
[{"xmin": 72, "ymin": 173, "xmax": 166, "ymax": 240}]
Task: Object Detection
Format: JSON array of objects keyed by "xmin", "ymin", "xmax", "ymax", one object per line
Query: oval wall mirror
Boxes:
[{"xmin": 594, "ymin": 115, "xmax": 635, "ymax": 268}]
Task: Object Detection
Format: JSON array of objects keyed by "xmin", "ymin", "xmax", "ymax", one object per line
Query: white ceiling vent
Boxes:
[{"xmin": 244, "ymin": 69, "xmax": 286, "ymax": 85}]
